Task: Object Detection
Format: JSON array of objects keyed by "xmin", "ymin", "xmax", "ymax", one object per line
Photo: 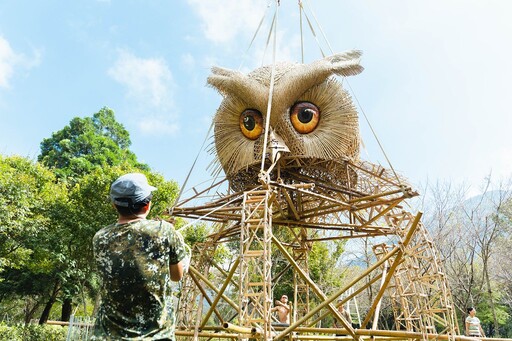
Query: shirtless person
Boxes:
[{"xmin": 271, "ymin": 294, "xmax": 290, "ymax": 324}]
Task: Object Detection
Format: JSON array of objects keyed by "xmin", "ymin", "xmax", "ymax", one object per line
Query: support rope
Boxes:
[
  {"xmin": 303, "ymin": 0, "xmax": 334, "ymax": 55},
  {"xmin": 301, "ymin": 0, "xmax": 403, "ymax": 187},
  {"xmin": 171, "ymin": 121, "xmax": 214, "ymax": 209},
  {"xmin": 301, "ymin": 7, "xmax": 325, "ymax": 58},
  {"xmin": 260, "ymin": 1, "xmax": 280, "ymax": 172},
  {"xmin": 173, "ymin": 2, "xmax": 276, "ymax": 210},
  {"xmin": 176, "ymin": 186, "xmax": 263, "ymax": 233},
  {"xmin": 299, "ymin": 0, "xmax": 304, "ymax": 63},
  {"xmin": 238, "ymin": 1, "xmax": 272, "ymax": 71},
  {"xmin": 261, "ymin": 7, "xmax": 277, "ymax": 67},
  {"xmin": 346, "ymin": 80, "xmax": 403, "ymax": 186}
]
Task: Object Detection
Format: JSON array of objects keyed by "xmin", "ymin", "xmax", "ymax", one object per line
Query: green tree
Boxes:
[
  {"xmin": 52, "ymin": 166, "xmax": 179, "ymax": 322},
  {"xmin": 38, "ymin": 107, "xmax": 148, "ymax": 180},
  {"xmin": 16, "ymin": 107, "xmax": 178, "ymax": 323},
  {"xmin": 0, "ymin": 155, "xmax": 67, "ymax": 323}
]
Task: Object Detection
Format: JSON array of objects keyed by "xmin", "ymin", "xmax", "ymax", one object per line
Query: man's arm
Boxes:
[
  {"xmin": 168, "ymin": 223, "xmax": 188, "ymax": 282},
  {"xmin": 170, "ymin": 262, "xmax": 184, "ymax": 282},
  {"xmin": 346, "ymin": 312, "xmax": 352, "ymax": 324},
  {"xmin": 274, "ymin": 300, "xmax": 290, "ymax": 311},
  {"xmin": 479, "ymin": 324, "xmax": 485, "ymax": 338}
]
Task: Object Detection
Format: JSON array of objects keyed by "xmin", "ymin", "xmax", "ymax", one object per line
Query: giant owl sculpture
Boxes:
[
  {"xmin": 208, "ymin": 50, "xmax": 364, "ymax": 190},
  {"xmin": 174, "ymin": 51, "xmax": 459, "ymax": 336}
]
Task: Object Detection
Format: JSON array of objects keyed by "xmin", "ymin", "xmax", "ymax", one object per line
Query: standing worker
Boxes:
[
  {"xmin": 466, "ymin": 307, "xmax": 486, "ymax": 338},
  {"xmin": 271, "ymin": 294, "xmax": 291, "ymax": 325},
  {"xmin": 334, "ymin": 302, "xmax": 352, "ymax": 336},
  {"xmin": 91, "ymin": 173, "xmax": 188, "ymax": 340}
]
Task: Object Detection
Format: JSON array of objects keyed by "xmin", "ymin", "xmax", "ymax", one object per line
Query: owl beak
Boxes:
[{"xmin": 267, "ymin": 131, "xmax": 289, "ymax": 165}]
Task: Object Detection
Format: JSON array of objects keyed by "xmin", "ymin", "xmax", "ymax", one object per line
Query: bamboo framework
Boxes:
[
  {"xmin": 239, "ymin": 190, "xmax": 273, "ymax": 340},
  {"xmin": 170, "ymin": 156, "xmax": 465, "ymax": 340},
  {"xmin": 292, "ymin": 244, "xmax": 310, "ymax": 322}
]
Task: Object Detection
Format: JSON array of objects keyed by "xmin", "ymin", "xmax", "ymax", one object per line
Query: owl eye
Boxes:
[
  {"xmin": 239, "ymin": 109, "xmax": 263, "ymax": 140},
  {"xmin": 290, "ymin": 101, "xmax": 320, "ymax": 134}
]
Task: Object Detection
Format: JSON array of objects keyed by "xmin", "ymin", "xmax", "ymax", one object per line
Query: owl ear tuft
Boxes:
[
  {"xmin": 325, "ymin": 50, "xmax": 364, "ymax": 77},
  {"xmin": 207, "ymin": 67, "xmax": 242, "ymax": 95},
  {"xmin": 207, "ymin": 66, "xmax": 269, "ymax": 108}
]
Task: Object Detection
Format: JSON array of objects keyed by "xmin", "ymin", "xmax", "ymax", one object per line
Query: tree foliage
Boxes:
[
  {"xmin": 0, "ymin": 155, "xmax": 66, "ymax": 276},
  {"xmin": 422, "ymin": 178, "xmax": 512, "ymax": 336},
  {"xmin": 1, "ymin": 107, "xmax": 180, "ymax": 324},
  {"xmin": 0, "ymin": 155, "xmax": 68, "ymax": 323},
  {"xmin": 38, "ymin": 107, "xmax": 148, "ymax": 179}
]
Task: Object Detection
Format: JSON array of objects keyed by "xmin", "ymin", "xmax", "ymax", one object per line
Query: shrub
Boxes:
[{"xmin": 0, "ymin": 323, "xmax": 67, "ymax": 341}]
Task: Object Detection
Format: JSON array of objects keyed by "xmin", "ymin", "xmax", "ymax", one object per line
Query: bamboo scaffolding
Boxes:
[
  {"xmin": 272, "ymin": 236, "xmax": 357, "ymax": 339},
  {"xmin": 361, "ymin": 213, "xmax": 422, "ymax": 328},
  {"xmin": 200, "ymin": 257, "xmax": 240, "ymax": 328},
  {"xmin": 189, "ymin": 266, "xmax": 239, "ymax": 311},
  {"xmin": 173, "ymin": 157, "xmax": 481, "ymax": 340}
]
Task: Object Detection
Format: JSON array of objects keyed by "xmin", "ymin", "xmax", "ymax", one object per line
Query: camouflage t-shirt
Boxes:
[{"xmin": 91, "ymin": 219, "xmax": 187, "ymax": 340}]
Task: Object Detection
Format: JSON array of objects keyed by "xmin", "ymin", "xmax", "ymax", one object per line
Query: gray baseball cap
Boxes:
[{"xmin": 110, "ymin": 173, "xmax": 157, "ymax": 207}]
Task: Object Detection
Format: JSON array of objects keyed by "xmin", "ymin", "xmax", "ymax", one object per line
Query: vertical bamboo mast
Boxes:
[
  {"xmin": 239, "ymin": 190, "xmax": 273, "ymax": 340},
  {"xmin": 293, "ymin": 230, "xmax": 310, "ymax": 322}
]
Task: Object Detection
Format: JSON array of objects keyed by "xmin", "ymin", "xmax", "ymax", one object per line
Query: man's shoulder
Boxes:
[
  {"xmin": 137, "ymin": 219, "xmax": 181, "ymax": 244},
  {"xmin": 93, "ymin": 223, "xmax": 116, "ymax": 241},
  {"xmin": 139, "ymin": 219, "xmax": 174, "ymax": 229}
]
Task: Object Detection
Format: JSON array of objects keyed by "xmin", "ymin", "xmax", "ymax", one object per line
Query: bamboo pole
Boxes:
[
  {"xmin": 189, "ymin": 265, "xmax": 239, "ymax": 311},
  {"xmin": 348, "ymin": 188, "xmax": 405, "ymax": 203},
  {"xmin": 281, "ymin": 186, "xmax": 301, "ymax": 220},
  {"xmin": 174, "ymin": 325, "xmax": 512, "ymax": 341},
  {"xmin": 46, "ymin": 320, "xmax": 92, "ymax": 327},
  {"xmin": 272, "ymin": 235, "xmax": 358, "ymax": 340},
  {"xmin": 273, "ymin": 244, "xmax": 400, "ymax": 341},
  {"xmin": 307, "ymin": 272, "xmax": 383, "ymax": 327},
  {"xmin": 172, "ymin": 178, "xmax": 229, "ymax": 207},
  {"xmin": 200, "ymin": 257, "xmax": 240, "ymax": 328},
  {"xmin": 223, "ymin": 322, "xmax": 258, "ymax": 334},
  {"xmin": 211, "ymin": 259, "xmax": 239, "ymax": 288},
  {"xmin": 175, "ymin": 330, "xmax": 239, "ymax": 338},
  {"xmin": 188, "ymin": 270, "xmax": 224, "ymax": 324},
  {"xmin": 358, "ymin": 199, "xmax": 401, "ymax": 228},
  {"xmin": 270, "ymin": 181, "xmax": 351, "ymax": 208},
  {"xmin": 361, "ymin": 212, "xmax": 422, "ymax": 328},
  {"xmin": 372, "ymin": 260, "xmax": 388, "ymax": 329}
]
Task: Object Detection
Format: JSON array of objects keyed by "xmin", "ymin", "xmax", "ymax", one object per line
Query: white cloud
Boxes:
[
  {"xmin": 108, "ymin": 50, "xmax": 179, "ymax": 135},
  {"xmin": 181, "ymin": 53, "xmax": 196, "ymax": 70},
  {"xmin": 139, "ymin": 116, "xmax": 179, "ymax": 135},
  {"xmin": 0, "ymin": 37, "xmax": 18, "ymax": 88},
  {"xmin": 187, "ymin": 0, "xmax": 301, "ymax": 70},
  {"xmin": 248, "ymin": 30, "xmax": 301, "ymax": 68},
  {"xmin": 327, "ymin": 1, "xmax": 512, "ymax": 191},
  {"xmin": 187, "ymin": 0, "xmax": 268, "ymax": 44},
  {"xmin": 108, "ymin": 50, "xmax": 174, "ymax": 108},
  {"xmin": 0, "ymin": 36, "xmax": 41, "ymax": 89}
]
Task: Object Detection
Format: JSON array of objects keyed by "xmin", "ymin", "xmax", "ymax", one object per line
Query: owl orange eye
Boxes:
[
  {"xmin": 290, "ymin": 101, "xmax": 320, "ymax": 134},
  {"xmin": 239, "ymin": 109, "xmax": 263, "ymax": 140}
]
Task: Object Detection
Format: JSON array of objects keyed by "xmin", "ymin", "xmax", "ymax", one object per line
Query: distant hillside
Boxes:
[{"xmin": 463, "ymin": 190, "xmax": 511, "ymax": 215}]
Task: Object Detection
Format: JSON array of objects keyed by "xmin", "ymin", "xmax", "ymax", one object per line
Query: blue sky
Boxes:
[{"xmin": 1, "ymin": 0, "xmax": 511, "ymax": 197}]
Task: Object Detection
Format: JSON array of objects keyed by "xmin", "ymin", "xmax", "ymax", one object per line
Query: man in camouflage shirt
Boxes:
[{"xmin": 91, "ymin": 173, "xmax": 187, "ymax": 340}]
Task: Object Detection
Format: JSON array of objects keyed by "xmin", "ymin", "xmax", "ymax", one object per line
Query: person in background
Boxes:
[
  {"xmin": 91, "ymin": 173, "xmax": 188, "ymax": 341},
  {"xmin": 466, "ymin": 307, "xmax": 485, "ymax": 338},
  {"xmin": 337, "ymin": 304, "xmax": 352, "ymax": 326},
  {"xmin": 335, "ymin": 302, "xmax": 352, "ymax": 336},
  {"xmin": 271, "ymin": 294, "xmax": 291, "ymax": 324}
]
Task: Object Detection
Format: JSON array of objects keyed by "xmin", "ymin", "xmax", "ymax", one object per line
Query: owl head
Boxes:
[{"xmin": 208, "ymin": 51, "xmax": 363, "ymax": 189}]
